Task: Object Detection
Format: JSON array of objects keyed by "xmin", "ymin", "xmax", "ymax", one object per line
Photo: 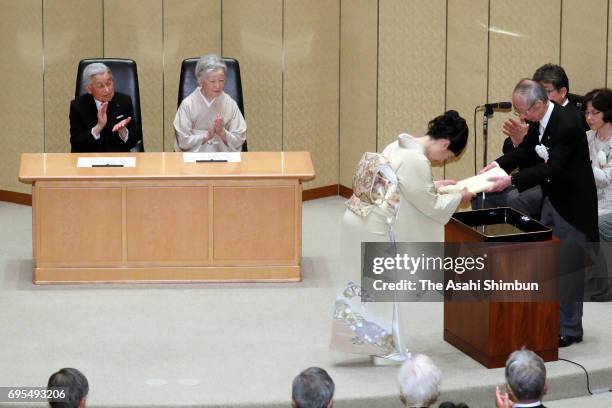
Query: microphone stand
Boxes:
[{"xmin": 479, "ymin": 105, "xmax": 495, "ymax": 209}]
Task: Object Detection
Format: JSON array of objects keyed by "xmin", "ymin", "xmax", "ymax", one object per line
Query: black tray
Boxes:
[{"xmin": 451, "ymin": 207, "xmax": 552, "ymax": 242}]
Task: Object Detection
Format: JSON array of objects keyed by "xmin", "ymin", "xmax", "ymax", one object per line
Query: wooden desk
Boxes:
[{"xmin": 19, "ymin": 152, "xmax": 315, "ymax": 283}]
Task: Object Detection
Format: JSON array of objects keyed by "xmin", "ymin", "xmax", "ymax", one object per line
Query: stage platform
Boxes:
[{"xmin": 0, "ymin": 197, "xmax": 611, "ymax": 408}]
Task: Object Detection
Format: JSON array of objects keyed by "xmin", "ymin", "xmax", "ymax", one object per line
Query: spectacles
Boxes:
[
  {"xmin": 585, "ymin": 109, "xmax": 602, "ymax": 117},
  {"xmin": 512, "ymin": 101, "xmax": 538, "ymax": 117}
]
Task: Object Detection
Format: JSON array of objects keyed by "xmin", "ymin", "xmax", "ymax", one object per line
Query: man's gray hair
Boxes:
[
  {"xmin": 195, "ymin": 54, "xmax": 227, "ymax": 79},
  {"xmin": 513, "ymin": 78, "xmax": 549, "ymax": 106},
  {"xmin": 82, "ymin": 62, "xmax": 112, "ymax": 87},
  {"xmin": 505, "ymin": 348, "xmax": 546, "ymax": 402},
  {"xmin": 398, "ymin": 354, "xmax": 442, "ymax": 407},
  {"xmin": 292, "ymin": 367, "xmax": 335, "ymax": 408}
]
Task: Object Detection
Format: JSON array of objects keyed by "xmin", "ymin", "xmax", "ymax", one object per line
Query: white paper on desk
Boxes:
[
  {"xmin": 438, "ymin": 166, "xmax": 509, "ymax": 194},
  {"xmin": 183, "ymin": 152, "xmax": 242, "ymax": 163},
  {"xmin": 77, "ymin": 157, "xmax": 136, "ymax": 168}
]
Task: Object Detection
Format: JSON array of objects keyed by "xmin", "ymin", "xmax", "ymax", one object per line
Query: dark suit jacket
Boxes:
[
  {"xmin": 563, "ymin": 99, "xmax": 589, "ymax": 131},
  {"xmin": 496, "ymin": 103, "xmax": 598, "ymax": 241},
  {"xmin": 70, "ymin": 92, "xmax": 139, "ymax": 153}
]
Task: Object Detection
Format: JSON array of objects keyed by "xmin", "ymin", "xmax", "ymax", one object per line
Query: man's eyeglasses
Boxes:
[{"xmin": 513, "ymin": 101, "xmax": 538, "ymax": 117}]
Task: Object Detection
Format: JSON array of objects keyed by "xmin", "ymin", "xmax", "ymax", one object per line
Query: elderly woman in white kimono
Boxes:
[
  {"xmin": 174, "ymin": 54, "xmax": 246, "ymax": 152},
  {"xmin": 332, "ymin": 110, "xmax": 473, "ymax": 361}
]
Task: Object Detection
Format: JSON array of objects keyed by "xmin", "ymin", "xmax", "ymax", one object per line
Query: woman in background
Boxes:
[{"xmin": 584, "ymin": 88, "xmax": 612, "ymax": 301}]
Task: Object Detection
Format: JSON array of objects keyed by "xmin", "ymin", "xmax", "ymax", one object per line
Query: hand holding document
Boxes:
[{"xmin": 438, "ymin": 166, "xmax": 509, "ymax": 194}]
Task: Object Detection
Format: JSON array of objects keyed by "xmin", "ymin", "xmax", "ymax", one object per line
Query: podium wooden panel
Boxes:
[
  {"xmin": 444, "ymin": 218, "xmax": 559, "ymax": 368},
  {"xmin": 19, "ymin": 152, "xmax": 315, "ymax": 283}
]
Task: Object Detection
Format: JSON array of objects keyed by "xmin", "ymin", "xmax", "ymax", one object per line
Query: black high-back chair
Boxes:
[
  {"xmin": 178, "ymin": 57, "xmax": 247, "ymax": 151},
  {"xmin": 75, "ymin": 58, "xmax": 144, "ymax": 152}
]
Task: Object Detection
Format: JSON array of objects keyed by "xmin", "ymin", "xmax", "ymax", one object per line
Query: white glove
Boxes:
[
  {"xmin": 593, "ymin": 166, "xmax": 608, "ymax": 188},
  {"xmin": 535, "ymin": 144, "xmax": 549, "ymax": 162},
  {"xmin": 597, "ymin": 150, "xmax": 607, "ymax": 168}
]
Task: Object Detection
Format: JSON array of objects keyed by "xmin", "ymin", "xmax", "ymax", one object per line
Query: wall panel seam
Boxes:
[
  {"xmin": 375, "ymin": 0, "xmax": 380, "ymax": 152},
  {"xmin": 337, "ymin": 0, "xmax": 341, "ymax": 183},
  {"xmin": 559, "ymin": 0, "xmax": 563, "ymax": 64},
  {"xmin": 607, "ymin": 0, "xmax": 610, "ymax": 87},
  {"xmin": 41, "ymin": 0, "xmax": 46, "ymax": 152}
]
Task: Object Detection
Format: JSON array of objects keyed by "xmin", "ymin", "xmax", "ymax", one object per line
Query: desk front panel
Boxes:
[{"xmin": 33, "ymin": 178, "xmax": 302, "ymax": 282}]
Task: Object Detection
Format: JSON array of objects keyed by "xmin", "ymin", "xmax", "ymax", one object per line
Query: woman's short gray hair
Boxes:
[
  {"xmin": 505, "ymin": 348, "xmax": 546, "ymax": 401},
  {"xmin": 398, "ymin": 354, "xmax": 442, "ymax": 407},
  {"xmin": 514, "ymin": 79, "xmax": 549, "ymax": 106},
  {"xmin": 82, "ymin": 63, "xmax": 112, "ymax": 87},
  {"xmin": 195, "ymin": 54, "xmax": 227, "ymax": 79}
]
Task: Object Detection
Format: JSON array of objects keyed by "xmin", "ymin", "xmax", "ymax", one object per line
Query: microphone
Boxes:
[{"xmin": 479, "ymin": 102, "xmax": 512, "ymax": 110}]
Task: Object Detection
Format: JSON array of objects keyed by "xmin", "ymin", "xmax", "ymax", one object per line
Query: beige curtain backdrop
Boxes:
[{"xmin": 1, "ymin": 0, "xmax": 611, "ymax": 194}]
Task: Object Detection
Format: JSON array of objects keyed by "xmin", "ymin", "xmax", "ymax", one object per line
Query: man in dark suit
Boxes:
[
  {"xmin": 484, "ymin": 79, "xmax": 599, "ymax": 348},
  {"xmin": 474, "ymin": 64, "xmax": 587, "ymax": 218},
  {"xmin": 495, "ymin": 348, "xmax": 547, "ymax": 408},
  {"xmin": 70, "ymin": 63, "xmax": 139, "ymax": 152}
]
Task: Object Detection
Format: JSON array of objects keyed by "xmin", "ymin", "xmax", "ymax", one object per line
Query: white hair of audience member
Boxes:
[
  {"xmin": 398, "ymin": 354, "xmax": 442, "ymax": 407},
  {"xmin": 195, "ymin": 54, "xmax": 227, "ymax": 80},
  {"xmin": 82, "ymin": 63, "xmax": 112, "ymax": 87},
  {"xmin": 514, "ymin": 79, "xmax": 549, "ymax": 107},
  {"xmin": 505, "ymin": 348, "xmax": 547, "ymax": 402}
]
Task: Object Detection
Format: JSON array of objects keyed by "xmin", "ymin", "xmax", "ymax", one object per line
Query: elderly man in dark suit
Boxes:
[
  {"xmin": 484, "ymin": 79, "xmax": 598, "ymax": 348},
  {"xmin": 475, "ymin": 64, "xmax": 587, "ymax": 218},
  {"xmin": 69, "ymin": 63, "xmax": 139, "ymax": 152},
  {"xmin": 495, "ymin": 348, "xmax": 547, "ymax": 408}
]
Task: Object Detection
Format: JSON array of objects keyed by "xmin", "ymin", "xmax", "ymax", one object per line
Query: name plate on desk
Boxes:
[
  {"xmin": 77, "ymin": 157, "xmax": 136, "ymax": 168},
  {"xmin": 183, "ymin": 152, "xmax": 242, "ymax": 163}
]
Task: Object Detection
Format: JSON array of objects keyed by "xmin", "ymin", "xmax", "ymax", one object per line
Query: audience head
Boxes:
[
  {"xmin": 398, "ymin": 354, "xmax": 442, "ymax": 407},
  {"xmin": 47, "ymin": 368, "xmax": 89, "ymax": 408},
  {"xmin": 425, "ymin": 110, "xmax": 469, "ymax": 160},
  {"xmin": 505, "ymin": 348, "xmax": 547, "ymax": 403},
  {"xmin": 195, "ymin": 54, "xmax": 227, "ymax": 100},
  {"xmin": 583, "ymin": 88, "xmax": 612, "ymax": 131},
  {"xmin": 532, "ymin": 63, "xmax": 570, "ymax": 105},
  {"xmin": 438, "ymin": 403, "xmax": 469, "ymax": 408},
  {"xmin": 292, "ymin": 367, "xmax": 335, "ymax": 408},
  {"xmin": 512, "ymin": 79, "xmax": 549, "ymax": 122},
  {"xmin": 82, "ymin": 63, "xmax": 114, "ymax": 103}
]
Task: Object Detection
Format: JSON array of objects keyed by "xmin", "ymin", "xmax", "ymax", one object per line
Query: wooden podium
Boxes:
[
  {"xmin": 19, "ymin": 152, "xmax": 315, "ymax": 283},
  {"xmin": 444, "ymin": 209, "xmax": 559, "ymax": 368}
]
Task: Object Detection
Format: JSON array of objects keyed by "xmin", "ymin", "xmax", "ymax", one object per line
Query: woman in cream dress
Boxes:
[
  {"xmin": 332, "ymin": 110, "xmax": 473, "ymax": 361},
  {"xmin": 583, "ymin": 88, "xmax": 612, "ymax": 301},
  {"xmin": 343, "ymin": 110, "xmax": 473, "ymax": 243}
]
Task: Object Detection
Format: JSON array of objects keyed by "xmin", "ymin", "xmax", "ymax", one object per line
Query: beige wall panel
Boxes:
[
  {"xmin": 561, "ymin": 0, "xmax": 607, "ymax": 95},
  {"xmin": 487, "ymin": 0, "xmax": 561, "ymax": 164},
  {"xmin": 378, "ymin": 0, "xmax": 446, "ymax": 179},
  {"xmin": 0, "ymin": 1, "xmax": 43, "ymax": 194},
  {"xmin": 43, "ymin": 0, "xmax": 103, "ymax": 154},
  {"xmin": 445, "ymin": 0, "xmax": 488, "ymax": 181},
  {"xmin": 104, "ymin": 0, "xmax": 163, "ymax": 152},
  {"xmin": 608, "ymin": 4, "xmax": 612, "ymax": 88},
  {"xmin": 163, "ymin": 0, "xmax": 221, "ymax": 152},
  {"xmin": 339, "ymin": 0, "xmax": 378, "ymax": 188},
  {"xmin": 223, "ymin": 0, "xmax": 283, "ymax": 152},
  {"xmin": 283, "ymin": 0, "xmax": 340, "ymax": 189}
]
